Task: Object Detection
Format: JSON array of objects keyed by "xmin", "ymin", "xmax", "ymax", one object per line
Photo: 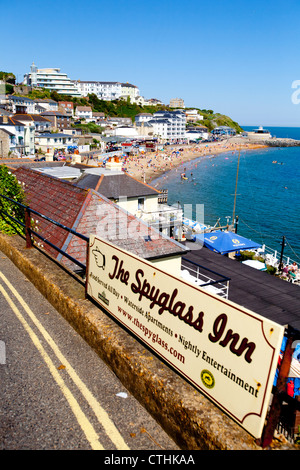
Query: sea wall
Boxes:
[{"xmin": 264, "ymin": 138, "xmax": 300, "ymax": 147}]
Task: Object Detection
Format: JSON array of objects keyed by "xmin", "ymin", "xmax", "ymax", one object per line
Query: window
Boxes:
[{"xmin": 138, "ymin": 198, "xmax": 144, "ymax": 210}]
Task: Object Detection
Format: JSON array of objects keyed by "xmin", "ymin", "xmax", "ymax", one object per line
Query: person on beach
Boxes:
[
  {"xmin": 288, "ymin": 262, "xmax": 298, "ymax": 281},
  {"xmin": 122, "ymin": 138, "xmax": 267, "ymax": 183},
  {"xmin": 290, "ymin": 261, "xmax": 298, "ymax": 273}
]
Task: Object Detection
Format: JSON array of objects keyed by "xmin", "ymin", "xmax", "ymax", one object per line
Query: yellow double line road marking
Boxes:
[{"xmin": 0, "ymin": 270, "xmax": 129, "ymax": 450}]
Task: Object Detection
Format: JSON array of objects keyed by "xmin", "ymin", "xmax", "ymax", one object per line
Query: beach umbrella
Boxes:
[
  {"xmin": 194, "ymin": 230, "xmax": 261, "ymax": 254},
  {"xmin": 242, "ymin": 259, "xmax": 267, "ymax": 271}
]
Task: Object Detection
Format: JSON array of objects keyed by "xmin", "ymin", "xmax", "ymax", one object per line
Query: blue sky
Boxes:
[{"xmin": 1, "ymin": 0, "xmax": 300, "ymax": 126}]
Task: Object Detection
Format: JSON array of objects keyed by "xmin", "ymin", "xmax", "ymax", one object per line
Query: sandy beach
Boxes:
[{"xmin": 122, "ymin": 136, "xmax": 268, "ymax": 185}]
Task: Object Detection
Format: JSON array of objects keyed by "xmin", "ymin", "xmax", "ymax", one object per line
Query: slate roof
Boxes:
[
  {"xmin": 0, "ymin": 108, "xmax": 12, "ymax": 116},
  {"xmin": 40, "ymin": 111, "xmax": 69, "ymax": 117},
  {"xmin": 121, "ymin": 83, "xmax": 138, "ymax": 88},
  {"xmin": 7, "ymin": 161, "xmax": 66, "ymax": 169},
  {"xmin": 38, "ymin": 132, "xmax": 75, "ymax": 138},
  {"xmin": 0, "ymin": 116, "xmax": 24, "ymax": 126},
  {"xmin": 75, "ymin": 171, "xmax": 160, "ymax": 199},
  {"xmin": 12, "ymin": 168, "xmax": 187, "ymax": 271},
  {"xmin": 13, "ymin": 114, "xmax": 51, "ymax": 123},
  {"xmin": 34, "ymin": 99, "xmax": 57, "ymax": 104},
  {"xmin": 8, "ymin": 95, "xmax": 34, "ymax": 103},
  {"xmin": 77, "ymin": 81, "xmax": 120, "ymax": 85}
]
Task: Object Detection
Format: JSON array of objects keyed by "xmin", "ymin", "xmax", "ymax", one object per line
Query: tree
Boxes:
[
  {"xmin": 0, "ymin": 166, "xmax": 26, "ymax": 235},
  {"xmin": 0, "ymin": 71, "xmax": 16, "ymax": 84}
]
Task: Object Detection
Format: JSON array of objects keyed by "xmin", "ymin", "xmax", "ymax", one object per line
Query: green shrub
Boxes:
[
  {"xmin": 238, "ymin": 250, "xmax": 256, "ymax": 261},
  {"xmin": 266, "ymin": 265, "xmax": 277, "ymax": 275},
  {"xmin": 0, "ymin": 166, "xmax": 26, "ymax": 235}
]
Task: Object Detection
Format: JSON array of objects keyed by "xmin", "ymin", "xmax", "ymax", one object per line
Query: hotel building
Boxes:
[
  {"xmin": 23, "ymin": 63, "xmax": 81, "ymax": 96},
  {"xmin": 74, "ymin": 80, "xmax": 140, "ymax": 101}
]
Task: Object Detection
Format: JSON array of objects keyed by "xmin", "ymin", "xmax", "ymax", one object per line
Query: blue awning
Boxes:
[{"xmin": 194, "ymin": 230, "xmax": 261, "ymax": 254}]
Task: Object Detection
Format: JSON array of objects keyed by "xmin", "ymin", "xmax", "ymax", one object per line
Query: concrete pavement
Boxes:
[{"xmin": 0, "ymin": 251, "xmax": 180, "ymax": 450}]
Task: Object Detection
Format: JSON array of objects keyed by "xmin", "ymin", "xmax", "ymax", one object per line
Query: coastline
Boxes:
[{"xmin": 123, "ymin": 136, "xmax": 269, "ymax": 186}]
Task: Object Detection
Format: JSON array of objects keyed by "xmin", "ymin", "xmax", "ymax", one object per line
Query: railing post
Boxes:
[
  {"xmin": 85, "ymin": 237, "xmax": 90, "ymax": 299},
  {"xmin": 258, "ymin": 333, "xmax": 294, "ymax": 448},
  {"xmin": 25, "ymin": 208, "xmax": 33, "ymax": 248}
]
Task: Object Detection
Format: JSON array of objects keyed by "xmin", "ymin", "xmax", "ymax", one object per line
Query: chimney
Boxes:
[{"xmin": 3, "ymin": 115, "xmax": 8, "ymax": 123}]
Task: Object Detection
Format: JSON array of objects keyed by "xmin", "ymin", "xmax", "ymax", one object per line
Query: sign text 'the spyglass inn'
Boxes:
[{"xmin": 87, "ymin": 235, "xmax": 284, "ymax": 438}]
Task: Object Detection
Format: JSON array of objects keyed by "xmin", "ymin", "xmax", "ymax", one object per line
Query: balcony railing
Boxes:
[
  {"xmin": 181, "ymin": 257, "xmax": 230, "ymax": 299},
  {"xmin": 138, "ymin": 204, "xmax": 183, "ymax": 229}
]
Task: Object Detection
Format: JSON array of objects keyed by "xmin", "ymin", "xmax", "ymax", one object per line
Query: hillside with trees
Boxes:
[
  {"xmin": 0, "ymin": 71, "xmax": 16, "ymax": 94},
  {"xmin": 188, "ymin": 108, "xmax": 243, "ymax": 133},
  {"xmin": 11, "ymin": 86, "xmax": 243, "ymax": 132}
]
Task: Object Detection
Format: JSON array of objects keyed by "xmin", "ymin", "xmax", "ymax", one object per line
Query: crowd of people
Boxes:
[{"xmin": 120, "ymin": 137, "xmax": 268, "ymax": 184}]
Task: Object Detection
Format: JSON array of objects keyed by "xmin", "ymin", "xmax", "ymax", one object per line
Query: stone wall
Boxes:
[{"xmin": 0, "ymin": 129, "xmax": 10, "ymax": 158}]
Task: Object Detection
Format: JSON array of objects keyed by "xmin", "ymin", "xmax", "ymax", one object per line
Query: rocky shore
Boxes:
[{"xmin": 264, "ymin": 137, "xmax": 300, "ymax": 147}]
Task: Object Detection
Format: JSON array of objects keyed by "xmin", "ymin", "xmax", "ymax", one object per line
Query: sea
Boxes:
[{"xmin": 153, "ymin": 127, "xmax": 300, "ymax": 263}]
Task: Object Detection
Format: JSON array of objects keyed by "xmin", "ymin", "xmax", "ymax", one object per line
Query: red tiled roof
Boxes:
[
  {"xmin": 13, "ymin": 167, "xmax": 87, "ymax": 257},
  {"xmin": 64, "ymin": 191, "xmax": 186, "ymax": 270},
  {"xmin": 12, "ymin": 168, "xmax": 187, "ymax": 271}
]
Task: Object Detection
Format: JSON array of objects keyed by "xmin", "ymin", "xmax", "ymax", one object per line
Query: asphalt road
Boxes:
[{"xmin": 0, "ymin": 253, "xmax": 179, "ymax": 451}]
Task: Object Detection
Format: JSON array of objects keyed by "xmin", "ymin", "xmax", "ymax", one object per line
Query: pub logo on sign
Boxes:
[
  {"xmin": 98, "ymin": 290, "xmax": 109, "ymax": 305},
  {"xmin": 201, "ymin": 369, "xmax": 215, "ymax": 389}
]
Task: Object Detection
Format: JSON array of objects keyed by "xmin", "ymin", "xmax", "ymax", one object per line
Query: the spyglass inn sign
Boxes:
[{"xmin": 87, "ymin": 235, "xmax": 284, "ymax": 438}]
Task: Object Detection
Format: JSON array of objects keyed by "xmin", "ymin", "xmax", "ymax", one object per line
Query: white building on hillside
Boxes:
[
  {"xmin": 0, "ymin": 116, "xmax": 35, "ymax": 156},
  {"xmin": 23, "ymin": 63, "xmax": 81, "ymax": 96},
  {"xmin": 135, "ymin": 113, "xmax": 153, "ymax": 123},
  {"xmin": 185, "ymin": 109, "xmax": 203, "ymax": 122},
  {"xmin": 185, "ymin": 128, "xmax": 209, "ymax": 141},
  {"xmin": 74, "ymin": 80, "xmax": 140, "ymax": 102},
  {"xmin": 7, "ymin": 95, "xmax": 36, "ymax": 114},
  {"xmin": 170, "ymin": 98, "xmax": 185, "ymax": 108},
  {"xmin": 35, "ymin": 132, "xmax": 78, "ymax": 153},
  {"xmin": 112, "ymin": 126, "xmax": 139, "ymax": 138},
  {"xmin": 34, "ymin": 98, "xmax": 58, "ymax": 112},
  {"xmin": 74, "ymin": 81, "xmax": 122, "ymax": 100},
  {"xmin": 135, "ymin": 110, "xmax": 186, "ymax": 142},
  {"xmin": 75, "ymin": 106, "xmax": 93, "ymax": 120},
  {"xmin": 120, "ymin": 83, "xmax": 139, "ymax": 101}
]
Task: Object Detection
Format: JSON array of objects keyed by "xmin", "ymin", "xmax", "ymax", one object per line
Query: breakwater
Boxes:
[{"xmin": 260, "ymin": 138, "xmax": 300, "ymax": 147}]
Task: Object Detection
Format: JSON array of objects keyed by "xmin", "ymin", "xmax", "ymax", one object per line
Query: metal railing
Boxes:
[
  {"xmin": 181, "ymin": 256, "xmax": 230, "ymax": 299},
  {"xmin": 259, "ymin": 244, "xmax": 298, "ymax": 268},
  {"xmin": 138, "ymin": 204, "xmax": 183, "ymax": 230},
  {"xmin": 1, "ymin": 192, "xmax": 300, "ymax": 447},
  {"xmin": 0, "ymin": 194, "xmax": 89, "ymax": 272}
]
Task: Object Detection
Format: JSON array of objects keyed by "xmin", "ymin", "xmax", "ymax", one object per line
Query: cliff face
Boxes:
[{"xmin": 195, "ymin": 110, "xmax": 244, "ymax": 133}]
